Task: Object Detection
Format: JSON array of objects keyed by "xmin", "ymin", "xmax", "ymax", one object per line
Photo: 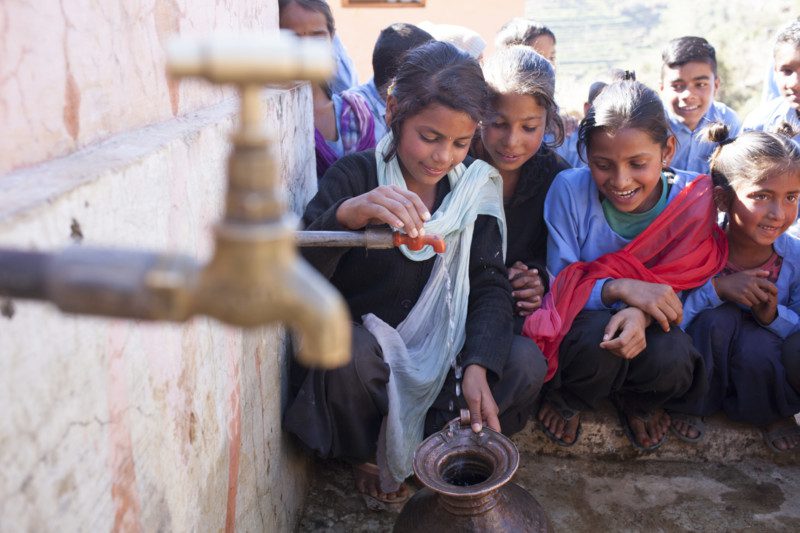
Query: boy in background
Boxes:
[
  {"xmin": 660, "ymin": 36, "xmax": 741, "ymax": 174},
  {"xmin": 347, "ymin": 23, "xmax": 433, "ymax": 142},
  {"xmin": 745, "ymin": 20, "xmax": 800, "ymax": 145}
]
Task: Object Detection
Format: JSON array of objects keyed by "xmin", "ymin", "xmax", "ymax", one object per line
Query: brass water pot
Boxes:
[{"xmin": 394, "ymin": 411, "xmax": 551, "ymax": 532}]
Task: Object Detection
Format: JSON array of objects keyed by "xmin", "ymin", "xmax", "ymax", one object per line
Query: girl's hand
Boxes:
[
  {"xmin": 752, "ymin": 289, "xmax": 778, "ymax": 325},
  {"xmin": 599, "ymin": 307, "xmax": 651, "ymax": 359},
  {"xmin": 508, "ymin": 261, "xmax": 545, "ymax": 316},
  {"xmin": 713, "ymin": 270, "xmax": 776, "ymax": 307},
  {"xmin": 462, "ymin": 365, "xmax": 501, "ymax": 433},
  {"xmin": 602, "ymin": 279, "xmax": 683, "ymax": 332},
  {"xmin": 335, "ymin": 185, "xmax": 431, "ymax": 237}
]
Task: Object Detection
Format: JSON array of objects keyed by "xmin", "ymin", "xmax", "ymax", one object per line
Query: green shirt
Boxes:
[{"xmin": 602, "ymin": 172, "xmax": 671, "ymax": 240}]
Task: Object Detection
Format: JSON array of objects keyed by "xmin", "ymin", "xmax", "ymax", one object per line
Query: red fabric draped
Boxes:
[{"xmin": 522, "ymin": 174, "xmax": 729, "ymax": 381}]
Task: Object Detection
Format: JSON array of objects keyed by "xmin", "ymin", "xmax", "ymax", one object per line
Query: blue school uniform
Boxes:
[
  {"xmin": 666, "ymin": 101, "xmax": 742, "ymax": 174},
  {"xmin": 545, "ymin": 166, "xmax": 696, "ymax": 310},
  {"xmin": 679, "ymin": 233, "xmax": 800, "ymax": 425},
  {"xmin": 348, "ymin": 78, "xmax": 388, "ymax": 141},
  {"xmin": 330, "ymin": 35, "xmax": 359, "ymax": 94},
  {"xmin": 743, "ymin": 97, "xmax": 800, "ymax": 145},
  {"xmin": 682, "ymin": 233, "xmax": 800, "ymax": 338},
  {"xmin": 553, "ymin": 130, "xmax": 584, "ymax": 168}
]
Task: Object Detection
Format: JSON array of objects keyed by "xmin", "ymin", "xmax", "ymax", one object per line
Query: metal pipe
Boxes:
[
  {"xmin": 0, "ymin": 250, "xmax": 49, "ymax": 300},
  {"xmin": 295, "ymin": 229, "xmax": 447, "ymax": 253}
]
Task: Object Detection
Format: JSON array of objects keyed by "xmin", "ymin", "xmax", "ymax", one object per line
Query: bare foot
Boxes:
[
  {"xmin": 763, "ymin": 417, "xmax": 800, "ymax": 452},
  {"xmin": 353, "ymin": 463, "xmax": 409, "ymax": 505},
  {"xmin": 670, "ymin": 412, "xmax": 705, "ymax": 442},
  {"xmin": 627, "ymin": 409, "xmax": 670, "ymax": 449},
  {"xmin": 537, "ymin": 401, "xmax": 581, "ymax": 445}
]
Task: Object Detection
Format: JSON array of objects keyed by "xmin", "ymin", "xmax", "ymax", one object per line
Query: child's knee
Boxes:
[
  {"xmin": 504, "ymin": 335, "xmax": 547, "ymax": 400},
  {"xmin": 782, "ymin": 332, "xmax": 800, "ymax": 393}
]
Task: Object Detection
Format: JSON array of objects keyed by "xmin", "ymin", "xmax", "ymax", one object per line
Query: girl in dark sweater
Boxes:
[
  {"xmin": 284, "ymin": 41, "xmax": 545, "ymax": 508},
  {"xmin": 471, "ymin": 45, "xmax": 570, "ymax": 333}
]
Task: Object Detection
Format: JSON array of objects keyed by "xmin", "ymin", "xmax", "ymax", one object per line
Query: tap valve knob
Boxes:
[{"xmin": 393, "ymin": 232, "xmax": 447, "ymax": 254}]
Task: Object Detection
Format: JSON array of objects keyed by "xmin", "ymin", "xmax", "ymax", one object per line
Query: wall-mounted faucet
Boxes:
[{"xmin": 0, "ymin": 34, "xmax": 353, "ymax": 367}]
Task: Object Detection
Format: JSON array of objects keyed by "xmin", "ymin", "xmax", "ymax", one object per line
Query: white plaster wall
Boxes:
[
  {"xmin": 0, "ymin": 0, "xmax": 278, "ymax": 175},
  {"xmin": 0, "ymin": 83, "xmax": 317, "ymax": 532}
]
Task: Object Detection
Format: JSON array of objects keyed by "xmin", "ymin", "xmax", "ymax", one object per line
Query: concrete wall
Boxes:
[
  {"xmin": 0, "ymin": 2, "xmax": 318, "ymax": 532},
  {"xmin": 329, "ymin": 0, "xmax": 525, "ymax": 82}
]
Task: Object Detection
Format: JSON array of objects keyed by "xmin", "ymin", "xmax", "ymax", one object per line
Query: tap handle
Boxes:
[
  {"xmin": 393, "ymin": 232, "xmax": 446, "ymax": 254},
  {"xmin": 166, "ymin": 32, "xmax": 334, "ymax": 84}
]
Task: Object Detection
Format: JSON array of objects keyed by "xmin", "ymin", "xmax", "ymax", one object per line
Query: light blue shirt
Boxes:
[
  {"xmin": 553, "ymin": 130, "xmax": 584, "ymax": 168},
  {"xmin": 348, "ymin": 78, "xmax": 388, "ymax": 141},
  {"xmin": 762, "ymin": 61, "xmax": 780, "ymax": 103},
  {"xmin": 681, "ymin": 233, "xmax": 800, "ymax": 339},
  {"xmin": 330, "ymin": 35, "xmax": 359, "ymax": 94},
  {"xmin": 545, "ymin": 166, "xmax": 696, "ymax": 310},
  {"xmin": 324, "ymin": 93, "xmax": 345, "ymax": 157},
  {"xmin": 666, "ymin": 101, "xmax": 742, "ymax": 175},
  {"xmin": 743, "ymin": 97, "xmax": 800, "ymax": 146}
]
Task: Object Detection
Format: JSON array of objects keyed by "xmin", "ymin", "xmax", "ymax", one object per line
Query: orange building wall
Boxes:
[{"xmin": 329, "ymin": 0, "xmax": 525, "ymax": 82}]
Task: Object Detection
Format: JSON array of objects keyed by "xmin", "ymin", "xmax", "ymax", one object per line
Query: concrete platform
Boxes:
[{"xmin": 297, "ymin": 409, "xmax": 800, "ymax": 532}]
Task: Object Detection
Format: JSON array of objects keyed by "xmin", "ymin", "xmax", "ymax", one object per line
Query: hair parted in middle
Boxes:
[
  {"xmin": 385, "ymin": 40, "xmax": 490, "ymax": 162},
  {"xmin": 482, "ymin": 45, "xmax": 564, "ymax": 147},
  {"xmin": 577, "ymin": 80, "xmax": 673, "ymax": 162},
  {"xmin": 704, "ymin": 123, "xmax": 800, "ymax": 198}
]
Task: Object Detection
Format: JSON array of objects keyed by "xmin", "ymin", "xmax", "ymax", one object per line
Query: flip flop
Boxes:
[
  {"xmin": 353, "ymin": 462, "xmax": 410, "ymax": 512},
  {"xmin": 614, "ymin": 401, "xmax": 668, "ymax": 452},
  {"xmin": 668, "ymin": 412, "xmax": 705, "ymax": 444},
  {"xmin": 538, "ymin": 402, "xmax": 582, "ymax": 447},
  {"xmin": 762, "ymin": 423, "xmax": 800, "ymax": 453}
]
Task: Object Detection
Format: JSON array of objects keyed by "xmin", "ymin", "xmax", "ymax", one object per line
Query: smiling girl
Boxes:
[
  {"xmin": 285, "ymin": 41, "xmax": 544, "ymax": 507},
  {"xmin": 523, "ymin": 80, "xmax": 727, "ymax": 451},
  {"xmin": 471, "ymin": 46, "xmax": 569, "ymax": 333},
  {"xmin": 676, "ymin": 125, "xmax": 800, "ymax": 452}
]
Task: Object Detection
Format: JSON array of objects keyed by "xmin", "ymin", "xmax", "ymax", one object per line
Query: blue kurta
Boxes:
[{"xmin": 544, "ymin": 166, "xmax": 697, "ymax": 310}]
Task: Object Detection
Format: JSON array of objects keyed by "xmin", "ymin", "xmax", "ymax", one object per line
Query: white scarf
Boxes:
[{"xmin": 363, "ymin": 133, "xmax": 505, "ymax": 492}]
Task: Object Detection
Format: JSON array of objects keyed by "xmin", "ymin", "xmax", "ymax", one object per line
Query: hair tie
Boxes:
[
  {"xmin": 386, "ymin": 81, "xmax": 396, "ymax": 96},
  {"xmin": 718, "ymin": 137, "xmax": 735, "ymax": 147},
  {"xmin": 623, "ymin": 70, "xmax": 636, "ymax": 81}
]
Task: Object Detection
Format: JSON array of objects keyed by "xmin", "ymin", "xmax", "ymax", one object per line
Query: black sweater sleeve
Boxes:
[
  {"xmin": 461, "ymin": 215, "xmax": 514, "ymax": 379},
  {"xmin": 300, "ymin": 151, "xmax": 378, "ymax": 279}
]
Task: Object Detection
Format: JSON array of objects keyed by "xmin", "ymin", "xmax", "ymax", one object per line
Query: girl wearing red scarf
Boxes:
[{"xmin": 524, "ymin": 81, "xmax": 727, "ymax": 451}]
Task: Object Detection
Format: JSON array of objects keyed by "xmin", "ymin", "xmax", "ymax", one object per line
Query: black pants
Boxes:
[
  {"xmin": 283, "ymin": 323, "xmax": 546, "ymax": 462},
  {"xmin": 545, "ymin": 310, "xmax": 706, "ymax": 416}
]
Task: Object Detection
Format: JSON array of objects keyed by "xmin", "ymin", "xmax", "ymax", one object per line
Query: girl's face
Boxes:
[
  {"xmin": 392, "ymin": 103, "xmax": 477, "ymax": 190},
  {"xmin": 587, "ymin": 127, "xmax": 675, "ymax": 214},
  {"xmin": 481, "ymin": 93, "xmax": 546, "ymax": 176},
  {"xmin": 774, "ymin": 43, "xmax": 800, "ymax": 110},
  {"xmin": 279, "ymin": 2, "xmax": 331, "ymax": 41},
  {"xmin": 726, "ymin": 172, "xmax": 800, "ymax": 248},
  {"xmin": 529, "ymin": 35, "xmax": 556, "ymax": 65}
]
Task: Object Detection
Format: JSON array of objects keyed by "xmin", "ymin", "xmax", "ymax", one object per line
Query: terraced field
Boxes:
[{"xmin": 525, "ymin": 0, "xmax": 798, "ymax": 115}]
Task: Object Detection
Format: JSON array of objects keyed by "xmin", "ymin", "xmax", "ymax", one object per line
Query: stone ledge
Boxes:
[{"xmin": 514, "ymin": 402, "xmax": 800, "ymax": 466}]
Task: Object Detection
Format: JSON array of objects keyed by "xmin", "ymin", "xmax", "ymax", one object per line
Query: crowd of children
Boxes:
[{"xmin": 278, "ymin": 0, "xmax": 800, "ymax": 508}]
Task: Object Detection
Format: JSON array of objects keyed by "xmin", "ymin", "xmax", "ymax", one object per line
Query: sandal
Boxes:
[
  {"xmin": 537, "ymin": 401, "xmax": 582, "ymax": 447},
  {"xmin": 353, "ymin": 462, "xmax": 410, "ymax": 511},
  {"xmin": 614, "ymin": 400, "xmax": 668, "ymax": 452},
  {"xmin": 668, "ymin": 412, "xmax": 705, "ymax": 444},
  {"xmin": 762, "ymin": 421, "xmax": 800, "ymax": 453}
]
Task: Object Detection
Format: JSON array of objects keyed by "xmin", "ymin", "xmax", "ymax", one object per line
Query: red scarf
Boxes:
[{"xmin": 522, "ymin": 174, "xmax": 728, "ymax": 381}]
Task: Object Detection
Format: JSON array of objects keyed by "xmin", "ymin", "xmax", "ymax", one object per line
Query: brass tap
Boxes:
[{"xmin": 0, "ymin": 34, "xmax": 352, "ymax": 369}]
